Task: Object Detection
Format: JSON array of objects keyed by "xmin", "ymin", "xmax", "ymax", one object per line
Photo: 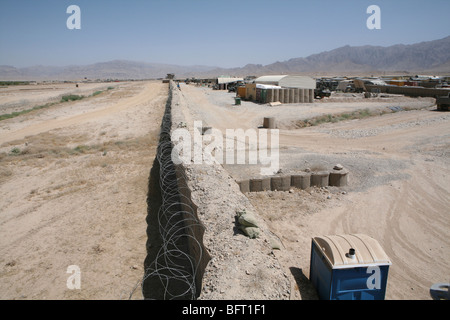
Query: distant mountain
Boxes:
[
  {"xmin": 0, "ymin": 60, "xmax": 218, "ymax": 81},
  {"xmin": 206, "ymin": 36, "xmax": 450, "ymax": 77},
  {"xmin": 1, "ymin": 36, "xmax": 449, "ymax": 80}
]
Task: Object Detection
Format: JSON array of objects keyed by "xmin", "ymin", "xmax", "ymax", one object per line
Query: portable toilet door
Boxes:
[{"xmin": 310, "ymin": 234, "xmax": 392, "ymax": 300}]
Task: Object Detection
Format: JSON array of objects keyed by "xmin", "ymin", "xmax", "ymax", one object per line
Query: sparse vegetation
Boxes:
[
  {"xmin": 0, "ymin": 103, "xmax": 56, "ymax": 121},
  {"xmin": 9, "ymin": 147, "xmax": 22, "ymax": 155},
  {"xmin": 61, "ymin": 94, "xmax": 84, "ymax": 102},
  {"xmin": 0, "ymin": 81, "xmax": 31, "ymax": 86}
]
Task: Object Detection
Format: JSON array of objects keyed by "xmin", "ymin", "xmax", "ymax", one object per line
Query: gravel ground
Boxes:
[{"xmin": 176, "ymin": 84, "xmax": 449, "ymax": 300}]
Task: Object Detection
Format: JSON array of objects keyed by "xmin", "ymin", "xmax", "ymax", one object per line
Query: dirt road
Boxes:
[
  {"xmin": 249, "ymin": 109, "xmax": 449, "ymax": 300},
  {"xmin": 180, "ymin": 84, "xmax": 449, "ymax": 300},
  {"xmin": 0, "ymin": 81, "xmax": 168, "ymax": 299}
]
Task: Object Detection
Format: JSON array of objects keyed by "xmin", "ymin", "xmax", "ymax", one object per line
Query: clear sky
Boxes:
[{"xmin": 1, "ymin": 0, "xmax": 449, "ymax": 68}]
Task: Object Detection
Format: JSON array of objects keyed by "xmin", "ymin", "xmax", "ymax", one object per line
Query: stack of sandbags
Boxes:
[{"xmin": 236, "ymin": 209, "xmax": 260, "ymax": 239}]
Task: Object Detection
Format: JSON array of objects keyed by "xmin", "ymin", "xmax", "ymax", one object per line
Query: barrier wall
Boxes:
[
  {"xmin": 142, "ymin": 83, "xmax": 210, "ymax": 300},
  {"xmin": 258, "ymin": 88, "xmax": 315, "ymax": 104},
  {"xmin": 143, "ymin": 81, "xmax": 290, "ymax": 300},
  {"xmin": 237, "ymin": 169, "xmax": 349, "ymax": 193},
  {"xmin": 366, "ymin": 84, "xmax": 450, "ymax": 98}
]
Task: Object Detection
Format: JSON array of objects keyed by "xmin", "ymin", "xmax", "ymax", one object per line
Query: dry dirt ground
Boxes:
[
  {"xmin": 0, "ymin": 81, "xmax": 168, "ymax": 299},
  {"xmin": 1, "ymin": 80, "xmax": 448, "ymax": 301},
  {"xmin": 179, "ymin": 83, "xmax": 449, "ymax": 300}
]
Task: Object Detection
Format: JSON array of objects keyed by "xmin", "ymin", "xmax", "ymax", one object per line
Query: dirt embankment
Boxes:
[{"xmin": 168, "ymin": 83, "xmax": 291, "ymax": 300}]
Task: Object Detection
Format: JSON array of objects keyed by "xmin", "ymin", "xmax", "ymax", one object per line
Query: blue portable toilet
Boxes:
[{"xmin": 310, "ymin": 234, "xmax": 391, "ymax": 300}]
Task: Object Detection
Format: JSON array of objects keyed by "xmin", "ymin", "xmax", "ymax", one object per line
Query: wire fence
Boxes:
[{"xmin": 130, "ymin": 83, "xmax": 209, "ymax": 300}]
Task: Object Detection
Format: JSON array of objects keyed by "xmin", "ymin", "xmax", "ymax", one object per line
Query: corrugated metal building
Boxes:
[{"xmin": 255, "ymin": 75, "xmax": 316, "ymax": 89}]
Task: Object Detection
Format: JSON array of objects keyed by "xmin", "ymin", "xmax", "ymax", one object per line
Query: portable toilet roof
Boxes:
[
  {"xmin": 255, "ymin": 75, "xmax": 316, "ymax": 89},
  {"xmin": 312, "ymin": 234, "xmax": 392, "ymax": 269}
]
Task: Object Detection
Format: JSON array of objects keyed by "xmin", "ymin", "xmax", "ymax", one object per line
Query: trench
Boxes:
[{"xmin": 142, "ymin": 83, "xmax": 211, "ymax": 300}]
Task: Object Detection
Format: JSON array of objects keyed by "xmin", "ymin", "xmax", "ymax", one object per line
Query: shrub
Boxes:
[{"xmin": 61, "ymin": 95, "xmax": 84, "ymax": 102}]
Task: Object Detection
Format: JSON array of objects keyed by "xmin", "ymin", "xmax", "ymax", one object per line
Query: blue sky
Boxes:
[{"xmin": 1, "ymin": 0, "xmax": 449, "ymax": 68}]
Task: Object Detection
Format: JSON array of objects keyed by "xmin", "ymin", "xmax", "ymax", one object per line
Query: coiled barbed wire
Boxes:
[{"xmin": 130, "ymin": 82, "xmax": 208, "ymax": 300}]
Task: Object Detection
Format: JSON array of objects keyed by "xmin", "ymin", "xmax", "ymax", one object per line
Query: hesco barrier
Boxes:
[
  {"xmin": 142, "ymin": 81, "xmax": 290, "ymax": 300},
  {"xmin": 142, "ymin": 82, "xmax": 210, "ymax": 300},
  {"xmin": 366, "ymin": 84, "xmax": 450, "ymax": 98},
  {"xmin": 237, "ymin": 169, "xmax": 349, "ymax": 193}
]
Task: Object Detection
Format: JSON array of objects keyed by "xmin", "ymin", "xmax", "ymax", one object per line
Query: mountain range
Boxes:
[{"xmin": 1, "ymin": 36, "xmax": 449, "ymax": 81}]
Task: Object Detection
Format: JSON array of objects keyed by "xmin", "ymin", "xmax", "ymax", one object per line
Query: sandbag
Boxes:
[
  {"xmin": 236, "ymin": 209, "xmax": 259, "ymax": 228},
  {"xmin": 238, "ymin": 212, "xmax": 259, "ymax": 228},
  {"xmin": 239, "ymin": 226, "xmax": 260, "ymax": 239}
]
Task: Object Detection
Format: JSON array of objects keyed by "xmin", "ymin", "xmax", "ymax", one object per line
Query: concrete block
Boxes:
[
  {"xmin": 291, "ymin": 173, "xmax": 311, "ymax": 190},
  {"xmin": 273, "ymin": 89, "xmax": 279, "ymax": 103},
  {"xmin": 289, "ymin": 89, "xmax": 295, "ymax": 103},
  {"xmin": 294, "ymin": 88, "xmax": 300, "ymax": 103},
  {"xmin": 299, "ymin": 89, "xmax": 305, "ymax": 103},
  {"xmin": 263, "ymin": 117, "xmax": 276, "ymax": 129},
  {"xmin": 279, "ymin": 89, "xmax": 285, "ymax": 103},
  {"xmin": 267, "ymin": 89, "xmax": 274, "ymax": 103},
  {"xmin": 304, "ymin": 89, "xmax": 310, "ymax": 103},
  {"xmin": 329, "ymin": 170, "xmax": 349, "ymax": 187},
  {"xmin": 238, "ymin": 180, "xmax": 250, "ymax": 193},
  {"xmin": 271, "ymin": 176, "xmax": 291, "ymax": 191},
  {"xmin": 250, "ymin": 179, "xmax": 263, "ymax": 192},
  {"xmin": 250, "ymin": 178, "xmax": 271, "ymax": 192},
  {"xmin": 262, "ymin": 177, "xmax": 271, "ymax": 191},
  {"xmin": 311, "ymin": 171, "xmax": 330, "ymax": 187},
  {"xmin": 284, "ymin": 89, "xmax": 290, "ymax": 104}
]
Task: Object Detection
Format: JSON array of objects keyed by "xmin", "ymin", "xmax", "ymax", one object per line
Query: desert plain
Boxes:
[{"xmin": 0, "ymin": 81, "xmax": 448, "ymax": 300}]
